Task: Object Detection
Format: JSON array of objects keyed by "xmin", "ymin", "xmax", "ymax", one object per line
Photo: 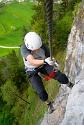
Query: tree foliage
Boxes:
[
  {"xmin": 0, "ymin": 107, "xmax": 14, "ymax": 125},
  {"xmin": 1, "ymin": 80, "xmax": 18, "ymax": 105},
  {"xmin": 0, "ymin": 50, "xmax": 30, "ymax": 124},
  {"xmin": 53, "ymin": 11, "xmax": 73, "ymax": 51},
  {"xmin": 1, "ymin": 50, "xmax": 28, "ymax": 89}
]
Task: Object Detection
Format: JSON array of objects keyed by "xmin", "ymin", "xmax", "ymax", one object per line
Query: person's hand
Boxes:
[
  {"xmin": 54, "ymin": 61, "xmax": 60, "ymax": 70},
  {"xmin": 44, "ymin": 57, "xmax": 55, "ymax": 66}
]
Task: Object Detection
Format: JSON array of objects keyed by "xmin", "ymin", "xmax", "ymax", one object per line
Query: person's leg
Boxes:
[
  {"xmin": 26, "ymin": 70, "xmax": 49, "ymax": 101},
  {"xmin": 27, "ymin": 71, "xmax": 55, "ymax": 113},
  {"xmin": 38, "ymin": 90, "xmax": 55, "ymax": 114},
  {"xmin": 29, "ymin": 73, "xmax": 45, "ymax": 94},
  {"xmin": 43, "ymin": 64, "xmax": 74, "ymax": 88},
  {"xmin": 53, "ymin": 71, "xmax": 74, "ymax": 88}
]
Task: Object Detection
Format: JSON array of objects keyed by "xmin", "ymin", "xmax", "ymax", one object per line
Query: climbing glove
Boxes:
[
  {"xmin": 54, "ymin": 61, "xmax": 60, "ymax": 70},
  {"xmin": 44, "ymin": 57, "xmax": 55, "ymax": 66}
]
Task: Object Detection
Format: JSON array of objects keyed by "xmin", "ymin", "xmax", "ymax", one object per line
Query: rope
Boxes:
[
  {"xmin": 6, "ymin": 88, "xmax": 30, "ymax": 104},
  {"xmin": 46, "ymin": 0, "xmax": 53, "ymax": 60},
  {"xmin": 10, "ymin": 90, "xmax": 30, "ymax": 104},
  {"xmin": 13, "ymin": 92, "xmax": 30, "ymax": 104}
]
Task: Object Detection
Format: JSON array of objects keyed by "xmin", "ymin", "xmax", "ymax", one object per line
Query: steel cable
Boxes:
[{"xmin": 46, "ymin": 0, "xmax": 53, "ymax": 60}]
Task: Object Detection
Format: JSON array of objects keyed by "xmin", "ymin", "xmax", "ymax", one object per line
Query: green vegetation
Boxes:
[
  {"xmin": 0, "ymin": 107, "xmax": 15, "ymax": 125},
  {"xmin": 0, "ymin": 1, "xmax": 35, "ymax": 57},
  {"xmin": 0, "ymin": 48, "xmax": 19, "ymax": 57},
  {"xmin": 0, "ymin": 0, "xmax": 82, "ymax": 125}
]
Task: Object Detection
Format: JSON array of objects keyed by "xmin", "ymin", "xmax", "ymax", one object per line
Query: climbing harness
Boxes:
[
  {"xmin": 46, "ymin": 0, "xmax": 53, "ymax": 60},
  {"xmin": 45, "ymin": 72, "xmax": 56, "ymax": 81}
]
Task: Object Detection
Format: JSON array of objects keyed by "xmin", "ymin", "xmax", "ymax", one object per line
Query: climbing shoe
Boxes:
[
  {"xmin": 47, "ymin": 102, "xmax": 55, "ymax": 114},
  {"xmin": 67, "ymin": 82, "xmax": 74, "ymax": 89}
]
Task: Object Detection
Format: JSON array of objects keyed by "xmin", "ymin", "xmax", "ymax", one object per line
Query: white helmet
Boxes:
[{"xmin": 24, "ymin": 32, "xmax": 42, "ymax": 50}]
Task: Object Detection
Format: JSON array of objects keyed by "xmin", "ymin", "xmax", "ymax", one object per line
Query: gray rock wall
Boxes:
[
  {"xmin": 64, "ymin": 3, "xmax": 84, "ymax": 83},
  {"xmin": 60, "ymin": 4, "xmax": 84, "ymax": 124},
  {"xmin": 60, "ymin": 70, "xmax": 84, "ymax": 125}
]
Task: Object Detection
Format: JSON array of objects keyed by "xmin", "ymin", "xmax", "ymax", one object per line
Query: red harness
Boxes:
[{"xmin": 45, "ymin": 72, "xmax": 56, "ymax": 81}]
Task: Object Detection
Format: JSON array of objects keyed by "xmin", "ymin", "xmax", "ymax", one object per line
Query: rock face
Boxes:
[
  {"xmin": 60, "ymin": 70, "xmax": 84, "ymax": 125},
  {"xmin": 60, "ymin": 3, "xmax": 84, "ymax": 125},
  {"xmin": 38, "ymin": 2, "xmax": 84, "ymax": 125},
  {"xmin": 64, "ymin": 3, "xmax": 84, "ymax": 83}
]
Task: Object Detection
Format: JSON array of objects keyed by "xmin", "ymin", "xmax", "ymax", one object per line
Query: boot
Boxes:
[
  {"xmin": 47, "ymin": 102, "xmax": 55, "ymax": 114},
  {"xmin": 67, "ymin": 82, "xmax": 74, "ymax": 89}
]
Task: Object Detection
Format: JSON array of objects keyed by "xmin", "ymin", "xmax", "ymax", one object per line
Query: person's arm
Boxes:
[
  {"xmin": 26, "ymin": 54, "xmax": 44, "ymax": 66},
  {"xmin": 26, "ymin": 55, "xmax": 56, "ymax": 66}
]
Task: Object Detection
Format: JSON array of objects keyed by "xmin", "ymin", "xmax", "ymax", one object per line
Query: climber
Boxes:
[{"xmin": 20, "ymin": 32, "xmax": 74, "ymax": 114}]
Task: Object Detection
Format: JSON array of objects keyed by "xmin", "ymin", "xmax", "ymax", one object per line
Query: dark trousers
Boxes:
[{"xmin": 26, "ymin": 64, "xmax": 69, "ymax": 94}]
